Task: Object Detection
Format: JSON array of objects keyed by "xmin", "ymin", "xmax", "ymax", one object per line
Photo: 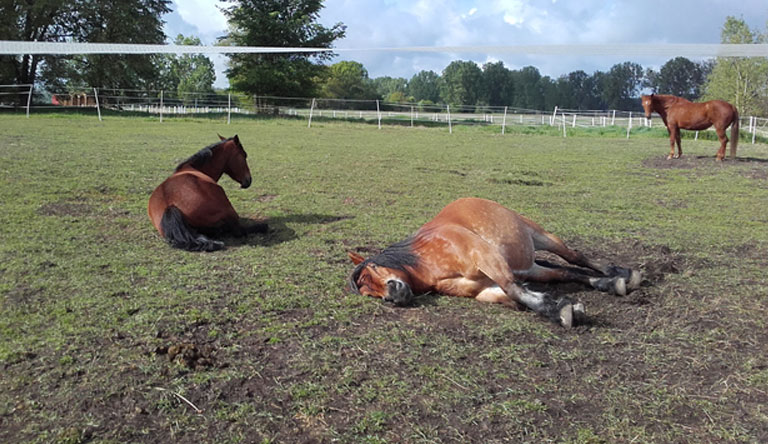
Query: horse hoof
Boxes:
[
  {"xmin": 558, "ymin": 303, "xmax": 574, "ymax": 329},
  {"xmin": 573, "ymin": 303, "xmax": 586, "ymax": 325},
  {"xmin": 613, "ymin": 277, "xmax": 627, "ymax": 296},
  {"xmin": 627, "ymin": 270, "xmax": 643, "ymax": 290}
]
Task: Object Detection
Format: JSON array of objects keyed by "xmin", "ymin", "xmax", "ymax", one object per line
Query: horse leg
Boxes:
[
  {"xmin": 469, "ymin": 244, "xmax": 580, "ymax": 327},
  {"xmin": 529, "ymin": 229, "xmax": 642, "ymax": 291},
  {"xmin": 715, "ymin": 126, "xmax": 728, "ymax": 161},
  {"xmin": 515, "ymin": 263, "xmax": 628, "ymax": 296},
  {"xmin": 667, "ymin": 126, "xmax": 680, "ymax": 159}
]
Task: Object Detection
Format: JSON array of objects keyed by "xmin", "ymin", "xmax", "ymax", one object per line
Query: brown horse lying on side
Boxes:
[
  {"xmin": 148, "ymin": 135, "xmax": 266, "ymax": 251},
  {"xmin": 348, "ymin": 198, "xmax": 641, "ymax": 328},
  {"xmin": 641, "ymin": 93, "xmax": 739, "ymax": 161}
]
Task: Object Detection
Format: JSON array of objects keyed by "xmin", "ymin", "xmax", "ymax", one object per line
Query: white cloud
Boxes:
[{"xmin": 174, "ymin": 0, "xmax": 228, "ymax": 36}]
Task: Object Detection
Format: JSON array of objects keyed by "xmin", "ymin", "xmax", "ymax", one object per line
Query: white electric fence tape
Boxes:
[{"xmin": 2, "ymin": 41, "xmax": 768, "ymax": 56}]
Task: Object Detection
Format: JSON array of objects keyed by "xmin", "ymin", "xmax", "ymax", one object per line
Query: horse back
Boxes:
[{"xmin": 417, "ymin": 198, "xmax": 535, "ymax": 270}]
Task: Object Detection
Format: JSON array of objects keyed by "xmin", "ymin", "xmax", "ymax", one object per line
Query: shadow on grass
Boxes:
[{"xmin": 225, "ymin": 213, "xmax": 355, "ymax": 248}]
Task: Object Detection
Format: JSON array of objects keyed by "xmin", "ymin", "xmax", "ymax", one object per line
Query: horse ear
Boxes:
[
  {"xmin": 348, "ymin": 251, "xmax": 366, "ymax": 265},
  {"xmin": 217, "ymin": 133, "xmax": 225, "ymax": 141},
  {"xmin": 233, "ymin": 134, "xmax": 240, "ymax": 143}
]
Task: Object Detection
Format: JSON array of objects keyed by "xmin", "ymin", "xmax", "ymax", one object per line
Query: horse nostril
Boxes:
[{"xmin": 241, "ymin": 176, "xmax": 252, "ymax": 189}]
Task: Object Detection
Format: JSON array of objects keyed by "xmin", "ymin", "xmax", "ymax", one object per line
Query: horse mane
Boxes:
[
  {"xmin": 348, "ymin": 237, "xmax": 419, "ymax": 294},
  {"xmin": 174, "ymin": 139, "xmax": 228, "ymax": 172}
]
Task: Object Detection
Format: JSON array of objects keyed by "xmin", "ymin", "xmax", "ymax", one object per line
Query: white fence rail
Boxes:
[{"xmin": 2, "ymin": 84, "xmax": 767, "ymax": 142}]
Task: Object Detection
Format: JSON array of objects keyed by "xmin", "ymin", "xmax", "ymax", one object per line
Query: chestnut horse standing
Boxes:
[
  {"xmin": 641, "ymin": 93, "xmax": 739, "ymax": 161},
  {"xmin": 148, "ymin": 135, "xmax": 266, "ymax": 251},
  {"xmin": 348, "ymin": 198, "xmax": 641, "ymax": 328}
]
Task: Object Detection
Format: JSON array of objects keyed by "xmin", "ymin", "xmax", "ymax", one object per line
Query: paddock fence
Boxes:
[{"xmin": 2, "ymin": 84, "xmax": 767, "ymax": 142}]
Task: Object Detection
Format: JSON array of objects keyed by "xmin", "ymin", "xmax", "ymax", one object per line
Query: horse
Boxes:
[
  {"xmin": 641, "ymin": 93, "xmax": 739, "ymax": 161},
  {"xmin": 348, "ymin": 198, "xmax": 642, "ymax": 328},
  {"xmin": 147, "ymin": 134, "xmax": 266, "ymax": 251}
]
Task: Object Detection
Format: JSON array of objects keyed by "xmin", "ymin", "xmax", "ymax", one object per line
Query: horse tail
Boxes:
[
  {"xmin": 730, "ymin": 107, "xmax": 739, "ymax": 159},
  {"xmin": 160, "ymin": 205, "xmax": 224, "ymax": 252}
]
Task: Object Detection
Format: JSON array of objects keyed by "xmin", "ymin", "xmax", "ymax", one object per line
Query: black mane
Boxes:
[
  {"xmin": 174, "ymin": 139, "xmax": 227, "ymax": 172},
  {"xmin": 348, "ymin": 237, "xmax": 419, "ymax": 294}
]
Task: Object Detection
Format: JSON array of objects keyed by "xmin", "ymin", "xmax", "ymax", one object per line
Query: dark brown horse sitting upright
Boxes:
[
  {"xmin": 348, "ymin": 198, "xmax": 641, "ymax": 328},
  {"xmin": 148, "ymin": 135, "xmax": 266, "ymax": 251},
  {"xmin": 641, "ymin": 93, "xmax": 739, "ymax": 161}
]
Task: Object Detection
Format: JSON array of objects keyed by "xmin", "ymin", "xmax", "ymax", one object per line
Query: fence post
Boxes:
[
  {"xmin": 447, "ymin": 104, "xmax": 452, "ymax": 134},
  {"xmin": 410, "ymin": 106, "xmax": 414, "ymax": 128},
  {"xmin": 376, "ymin": 100, "xmax": 381, "ymax": 129},
  {"xmin": 25, "ymin": 84, "xmax": 33, "ymax": 118},
  {"xmin": 752, "ymin": 116, "xmax": 757, "ymax": 144},
  {"xmin": 572, "ymin": 113, "xmax": 576, "ymax": 128},
  {"xmin": 626, "ymin": 112, "xmax": 632, "ymax": 139},
  {"xmin": 227, "ymin": 93, "xmax": 231, "ymax": 124},
  {"xmin": 695, "ymin": 131, "xmax": 699, "ymax": 140},
  {"xmin": 308, "ymin": 98, "xmax": 316, "ymax": 128},
  {"xmin": 159, "ymin": 90, "xmax": 164, "ymax": 123},
  {"xmin": 562, "ymin": 113, "xmax": 566, "ymax": 138},
  {"xmin": 550, "ymin": 106, "xmax": 558, "ymax": 126},
  {"xmin": 611, "ymin": 110, "xmax": 616, "ymax": 126},
  {"xmin": 502, "ymin": 106, "xmax": 508, "ymax": 134},
  {"xmin": 93, "ymin": 87, "xmax": 102, "ymax": 122}
]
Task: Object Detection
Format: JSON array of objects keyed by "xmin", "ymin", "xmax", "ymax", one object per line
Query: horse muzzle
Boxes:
[
  {"xmin": 384, "ymin": 279, "xmax": 414, "ymax": 306},
  {"xmin": 241, "ymin": 176, "xmax": 252, "ymax": 189}
]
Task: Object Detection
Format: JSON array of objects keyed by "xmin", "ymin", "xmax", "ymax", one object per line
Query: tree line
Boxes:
[{"xmin": 1, "ymin": 1, "xmax": 766, "ymax": 115}]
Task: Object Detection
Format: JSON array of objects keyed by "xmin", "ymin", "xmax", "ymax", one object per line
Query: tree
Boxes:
[
  {"xmin": 408, "ymin": 70, "xmax": 441, "ymax": 103},
  {"xmin": 510, "ymin": 66, "xmax": 543, "ymax": 109},
  {"xmin": 319, "ymin": 61, "xmax": 378, "ymax": 101},
  {"xmin": 440, "ymin": 60, "xmax": 483, "ymax": 109},
  {"xmin": 159, "ymin": 35, "xmax": 216, "ymax": 102},
  {"xmin": 601, "ymin": 62, "xmax": 643, "ymax": 109},
  {"xmin": 0, "ymin": 0, "xmax": 77, "ymax": 86},
  {"xmin": 481, "ymin": 61, "xmax": 514, "ymax": 107},
  {"xmin": 1, "ymin": 0, "xmax": 171, "ymax": 89},
  {"xmin": 221, "ymin": 0, "xmax": 346, "ymax": 98},
  {"xmin": 373, "ymin": 76, "xmax": 407, "ymax": 100},
  {"xmin": 702, "ymin": 16, "xmax": 768, "ymax": 115},
  {"xmin": 645, "ymin": 57, "xmax": 711, "ymax": 100}
]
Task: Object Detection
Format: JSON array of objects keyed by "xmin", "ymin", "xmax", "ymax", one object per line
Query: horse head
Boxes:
[
  {"xmin": 641, "ymin": 94, "xmax": 654, "ymax": 120},
  {"xmin": 348, "ymin": 251, "xmax": 415, "ymax": 306},
  {"xmin": 221, "ymin": 135, "xmax": 252, "ymax": 189}
]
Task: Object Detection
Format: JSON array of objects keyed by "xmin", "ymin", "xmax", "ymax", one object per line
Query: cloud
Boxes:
[{"xmin": 174, "ymin": 0, "xmax": 228, "ymax": 36}]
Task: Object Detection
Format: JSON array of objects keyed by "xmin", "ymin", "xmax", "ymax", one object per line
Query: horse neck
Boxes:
[{"xmin": 192, "ymin": 148, "xmax": 228, "ymax": 181}]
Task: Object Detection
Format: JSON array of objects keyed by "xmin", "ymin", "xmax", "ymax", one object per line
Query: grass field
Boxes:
[{"xmin": 1, "ymin": 114, "xmax": 767, "ymax": 443}]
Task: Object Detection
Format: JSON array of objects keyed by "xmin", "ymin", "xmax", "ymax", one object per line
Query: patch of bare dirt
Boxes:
[{"xmin": 37, "ymin": 200, "xmax": 93, "ymax": 217}]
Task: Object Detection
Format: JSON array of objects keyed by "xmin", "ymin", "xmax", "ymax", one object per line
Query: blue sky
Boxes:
[{"xmin": 164, "ymin": 0, "xmax": 768, "ymax": 88}]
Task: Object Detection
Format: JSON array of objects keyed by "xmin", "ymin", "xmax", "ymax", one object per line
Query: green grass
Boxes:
[{"xmin": 1, "ymin": 113, "xmax": 767, "ymax": 443}]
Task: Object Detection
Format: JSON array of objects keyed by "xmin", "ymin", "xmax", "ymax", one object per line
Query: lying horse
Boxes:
[
  {"xmin": 641, "ymin": 93, "xmax": 739, "ymax": 161},
  {"xmin": 148, "ymin": 135, "xmax": 266, "ymax": 251},
  {"xmin": 348, "ymin": 198, "xmax": 641, "ymax": 328}
]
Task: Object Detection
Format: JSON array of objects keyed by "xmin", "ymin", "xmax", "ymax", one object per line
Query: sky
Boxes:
[{"xmin": 164, "ymin": 0, "xmax": 768, "ymax": 89}]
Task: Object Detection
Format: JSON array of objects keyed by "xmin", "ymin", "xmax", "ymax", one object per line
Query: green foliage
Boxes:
[
  {"xmin": 372, "ymin": 76, "xmax": 408, "ymax": 99},
  {"xmin": 221, "ymin": 0, "xmax": 346, "ymax": 97},
  {"xmin": 319, "ymin": 61, "xmax": 378, "ymax": 100},
  {"xmin": 159, "ymin": 35, "xmax": 217, "ymax": 101},
  {"xmin": 601, "ymin": 61, "xmax": 644, "ymax": 110},
  {"xmin": 32, "ymin": 1, "xmax": 171, "ymax": 90},
  {"xmin": 440, "ymin": 60, "xmax": 483, "ymax": 108},
  {"xmin": 481, "ymin": 61, "xmax": 514, "ymax": 106},
  {"xmin": 407, "ymin": 70, "xmax": 441, "ymax": 103},
  {"xmin": 703, "ymin": 16, "xmax": 768, "ymax": 115},
  {"xmin": 645, "ymin": 57, "xmax": 712, "ymax": 99}
]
